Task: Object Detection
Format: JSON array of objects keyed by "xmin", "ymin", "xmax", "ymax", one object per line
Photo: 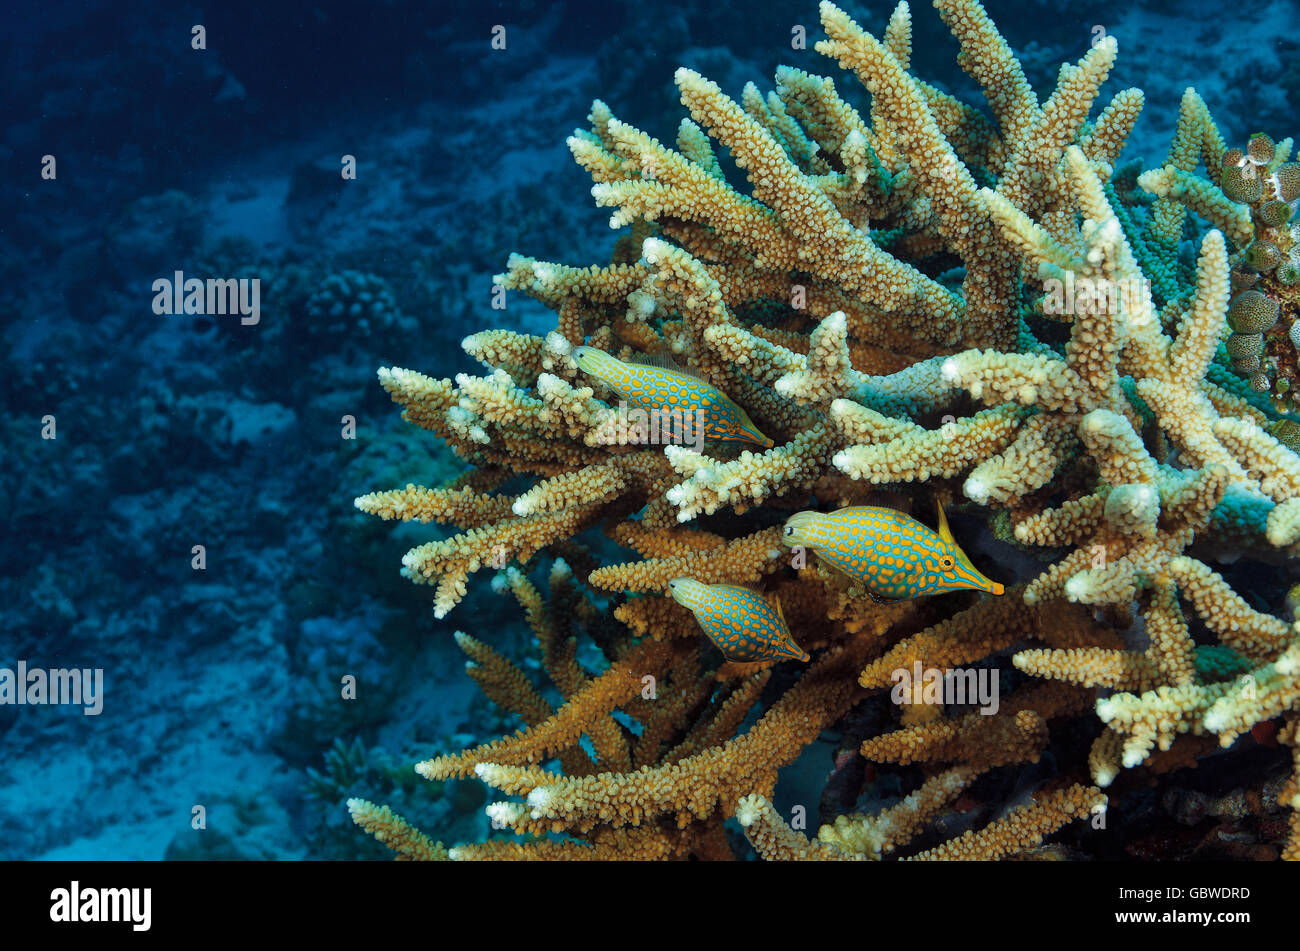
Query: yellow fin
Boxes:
[
  {"xmin": 936, "ymin": 500, "xmax": 997, "ymax": 590},
  {"xmin": 771, "ymin": 592, "xmax": 787, "ymax": 628},
  {"xmin": 935, "ymin": 499, "xmax": 956, "ymax": 546},
  {"xmin": 625, "ymin": 350, "xmax": 706, "ymax": 382}
]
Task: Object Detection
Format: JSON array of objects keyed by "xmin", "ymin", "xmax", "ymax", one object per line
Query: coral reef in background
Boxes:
[{"xmin": 350, "ymin": 0, "xmax": 1300, "ymax": 860}]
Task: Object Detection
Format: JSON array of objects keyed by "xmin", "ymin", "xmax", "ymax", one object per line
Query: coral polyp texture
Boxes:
[{"xmin": 350, "ymin": 0, "xmax": 1300, "ymax": 860}]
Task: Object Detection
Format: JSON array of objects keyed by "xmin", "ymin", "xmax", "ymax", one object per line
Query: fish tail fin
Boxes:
[{"xmin": 782, "ymin": 511, "xmax": 822, "ymax": 548}]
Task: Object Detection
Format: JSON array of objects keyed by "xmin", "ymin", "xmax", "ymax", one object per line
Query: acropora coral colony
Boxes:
[{"xmin": 345, "ymin": 0, "xmax": 1300, "ymax": 860}]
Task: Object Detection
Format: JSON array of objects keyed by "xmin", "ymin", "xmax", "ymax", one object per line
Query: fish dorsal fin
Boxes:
[
  {"xmin": 935, "ymin": 499, "xmax": 956, "ymax": 545},
  {"xmin": 771, "ymin": 592, "xmax": 787, "ymax": 628},
  {"xmin": 625, "ymin": 349, "xmax": 707, "ymax": 382},
  {"xmin": 936, "ymin": 500, "xmax": 980, "ymax": 570}
]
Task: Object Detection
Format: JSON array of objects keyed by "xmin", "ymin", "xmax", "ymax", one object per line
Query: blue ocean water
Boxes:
[{"xmin": 0, "ymin": 0, "xmax": 1294, "ymax": 859}]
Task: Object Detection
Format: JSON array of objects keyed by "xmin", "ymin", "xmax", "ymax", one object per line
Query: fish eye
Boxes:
[{"xmin": 940, "ymin": 556, "xmax": 954, "ymax": 569}]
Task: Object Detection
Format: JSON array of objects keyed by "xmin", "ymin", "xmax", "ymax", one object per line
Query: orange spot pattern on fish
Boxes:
[
  {"xmin": 572, "ymin": 347, "xmax": 772, "ymax": 447},
  {"xmin": 783, "ymin": 505, "xmax": 1004, "ymax": 601},
  {"xmin": 667, "ymin": 579, "xmax": 809, "ymax": 663}
]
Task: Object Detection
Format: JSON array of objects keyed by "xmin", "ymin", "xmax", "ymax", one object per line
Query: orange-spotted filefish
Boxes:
[
  {"xmin": 666, "ymin": 578, "xmax": 809, "ymax": 662},
  {"xmin": 781, "ymin": 502, "xmax": 1004, "ymax": 602},
  {"xmin": 572, "ymin": 346, "xmax": 774, "ymax": 448}
]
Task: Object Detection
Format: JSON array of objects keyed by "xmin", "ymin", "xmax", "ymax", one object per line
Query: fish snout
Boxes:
[
  {"xmin": 960, "ymin": 567, "xmax": 1005, "ymax": 596},
  {"xmin": 941, "ymin": 554, "xmax": 1003, "ymax": 596},
  {"xmin": 964, "ymin": 563, "xmax": 1004, "ymax": 596}
]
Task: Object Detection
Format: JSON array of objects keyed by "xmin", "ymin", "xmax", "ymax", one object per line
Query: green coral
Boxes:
[{"xmin": 1195, "ymin": 644, "xmax": 1257, "ymax": 684}]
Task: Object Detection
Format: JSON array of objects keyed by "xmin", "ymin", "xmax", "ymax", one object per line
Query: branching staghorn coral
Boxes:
[
  {"xmin": 738, "ymin": 780, "xmax": 1106, "ymax": 861},
  {"xmin": 349, "ymin": 0, "xmax": 1300, "ymax": 860}
]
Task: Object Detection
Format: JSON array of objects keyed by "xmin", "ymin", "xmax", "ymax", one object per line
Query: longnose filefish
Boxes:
[
  {"xmin": 781, "ymin": 503, "xmax": 1004, "ymax": 602},
  {"xmin": 571, "ymin": 346, "xmax": 774, "ymax": 448},
  {"xmin": 666, "ymin": 578, "xmax": 809, "ymax": 662}
]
